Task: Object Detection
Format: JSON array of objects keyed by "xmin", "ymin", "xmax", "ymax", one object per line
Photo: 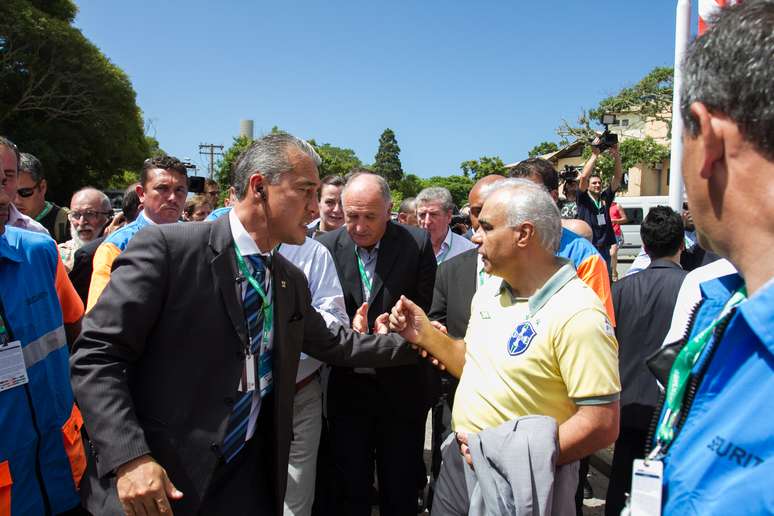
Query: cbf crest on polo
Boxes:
[{"xmin": 507, "ymin": 321, "xmax": 537, "ymax": 356}]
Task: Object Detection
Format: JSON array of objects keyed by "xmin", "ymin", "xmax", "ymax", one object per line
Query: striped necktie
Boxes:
[{"xmin": 221, "ymin": 254, "xmax": 272, "ymax": 462}]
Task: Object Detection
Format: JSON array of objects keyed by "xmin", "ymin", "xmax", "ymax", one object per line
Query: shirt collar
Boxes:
[
  {"xmin": 498, "ymin": 259, "xmax": 576, "ymax": 317},
  {"xmin": 0, "ymin": 227, "xmax": 24, "ymax": 263},
  {"xmin": 739, "ymin": 276, "xmax": 774, "ymax": 351},
  {"xmin": 228, "ymin": 208, "xmax": 272, "ymax": 257}
]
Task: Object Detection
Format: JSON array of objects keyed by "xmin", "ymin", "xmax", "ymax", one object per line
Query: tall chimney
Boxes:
[{"xmin": 239, "ymin": 119, "xmax": 254, "ymax": 140}]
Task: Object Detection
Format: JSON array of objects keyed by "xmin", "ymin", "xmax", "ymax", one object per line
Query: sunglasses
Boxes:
[{"xmin": 16, "ymin": 183, "xmax": 41, "ymax": 198}]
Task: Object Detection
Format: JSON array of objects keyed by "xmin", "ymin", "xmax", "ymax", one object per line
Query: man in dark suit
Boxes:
[
  {"xmin": 70, "ymin": 134, "xmax": 415, "ymax": 516},
  {"xmin": 317, "ymin": 171, "xmax": 436, "ymax": 516},
  {"xmin": 604, "ymin": 206, "xmax": 687, "ymax": 515}
]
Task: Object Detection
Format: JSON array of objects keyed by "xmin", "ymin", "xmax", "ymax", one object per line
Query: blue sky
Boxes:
[{"xmin": 74, "ymin": 1, "xmax": 698, "ymax": 179}]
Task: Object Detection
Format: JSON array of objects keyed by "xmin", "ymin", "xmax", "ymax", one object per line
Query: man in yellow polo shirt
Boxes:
[{"xmin": 389, "ymin": 178, "xmax": 620, "ymax": 513}]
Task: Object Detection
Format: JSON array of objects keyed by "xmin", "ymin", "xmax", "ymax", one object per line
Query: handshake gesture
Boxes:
[{"xmin": 351, "ymin": 296, "xmax": 455, "ymax": 373}]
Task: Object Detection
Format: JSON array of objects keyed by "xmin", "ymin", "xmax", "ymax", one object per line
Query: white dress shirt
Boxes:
[
  {"xmin": 436, "ymin": 227, "xmax": 476, "ymax": 264},
  {"xmin": 228, "ymin": 209, "xmax": 273, "ymax": 441},
  {"xmin": 9, "ymin": 204, "xmax": 49, "ymax": 235},
  {"xmin": 279, "ymin": 238, "xmax": 349, "ymax": 382}
]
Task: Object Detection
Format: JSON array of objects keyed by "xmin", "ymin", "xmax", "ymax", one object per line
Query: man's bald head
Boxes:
[
  {"xmin": 69, "ymin": 187, "xmax": 112, "ymax": 242},
  {"xmin": 468, "ymin": 174, "xmax": 505, "ymax": 231},
  {"xmin": 341, "ymin": 172, "xmax": 392, "ymax": 249}
]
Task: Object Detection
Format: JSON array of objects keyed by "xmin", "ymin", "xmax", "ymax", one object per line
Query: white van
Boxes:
[{"xmin": 615, "ymin": 196, "xmax": 669, "ymax": 258}]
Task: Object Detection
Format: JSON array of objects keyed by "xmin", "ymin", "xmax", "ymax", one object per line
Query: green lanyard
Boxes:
[
  {"xmin": 0, "ymin": 312, "xmax": 9, "ymax": 346},
  {"xmin": 355, "ymin": 248, "xmax": 373, "ymax": 294},
  {"xmin": 588, "ymin": 193, "xmax": 602, "ymax": 211},
  {"xmin": 34, "ymin": 201, "xmax": 53, "ymax": 222},
  {"xmin": 233, "ymin": 242, "xmax": 273, "ymax": 351},
  {"xmin": 654, "ymin": 287, "xmax": 747, "ymax": 452}
]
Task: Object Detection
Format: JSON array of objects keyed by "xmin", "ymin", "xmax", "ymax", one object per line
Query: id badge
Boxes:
[
  {"xmin": 0, "ymin": 341, "xmax": 29, "ymax": 393},
  {"xmin": 630, "ymin": 459, "xmax": 663, "ymax": 516},
  {"xmin": 597, "ymin": 213, "xmax": 607, "ymax": 226},
  {"xmin": 239, "ymin": 353, "xmax": 256, "ymax": 392}
]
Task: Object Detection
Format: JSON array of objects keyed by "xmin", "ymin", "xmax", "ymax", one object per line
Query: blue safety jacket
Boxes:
[
  {"xmin": 0, "ymin": 227, "xmax": 85, "ymax": 515},
  {"xmin": 658, "ymin": 273, "xmax": 774, "ymax": 514}
]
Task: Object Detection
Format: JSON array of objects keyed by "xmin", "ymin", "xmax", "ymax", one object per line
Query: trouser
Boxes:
[
  {"xmin": 574, "ymin": 457, "xmax": 590, "ymax": 515},
  {"xmin": 605, "ymin": 427, "xmax": 650, "ymax": 516},
  {"xmin": 327, "ymin": 374, "xmax": 425, "ymax": 516},
  {"xmin": 284, "ymin": 376, "xmax": 323, "ymax": 516},
  {"xmin": 428, "ymin": 375, "xmax": 457, "ymax": 509},
  {"xmin": 199, "ymin": 395, "xmax": 275, "ymax": 514}
]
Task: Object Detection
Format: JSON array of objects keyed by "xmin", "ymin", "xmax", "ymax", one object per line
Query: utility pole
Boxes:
[{"xmin": 198, "ymin": 143, "xmax": 224, "ymax": 179}]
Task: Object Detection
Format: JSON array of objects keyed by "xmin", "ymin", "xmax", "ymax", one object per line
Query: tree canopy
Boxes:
[
  {"xmin": 528, "ymin": 141, "xmax": 559, "ymax": 158},
  {"xmin": 308, "ymin": 140, "xmax": 363, "ymax": 178},
  {"xmin": 460, "ymin": 156, "xmax": 507, "ymax": 181},
  {"xmin": 373, "ymin": 128, "xmax": 403, "ymax": 189},
  {"xmin": 1, "ymin": 0, "xmax": 148, "ymax": 205}
]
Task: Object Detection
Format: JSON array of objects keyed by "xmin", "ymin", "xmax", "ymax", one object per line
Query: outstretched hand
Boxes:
[
  {"xmin": 352, "ymin": 302, "xmax": 369, "ymax": 334},
  {"xmin": 389, "ymin": 295, "xmax": 431, "ymax": 344}
]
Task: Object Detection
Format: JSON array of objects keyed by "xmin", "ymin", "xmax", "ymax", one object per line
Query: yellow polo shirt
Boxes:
[{"xmin": 452, "ymin": 261, "xmax": 621, "ymax": 433}]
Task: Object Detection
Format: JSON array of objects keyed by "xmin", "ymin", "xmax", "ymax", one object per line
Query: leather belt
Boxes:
[{"xmin": 295, "ymin": 372, "xmax": 318, "ymax": 393}]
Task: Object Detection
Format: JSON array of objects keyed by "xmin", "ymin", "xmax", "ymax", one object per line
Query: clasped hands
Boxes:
[{"xmin": 351, "ymin": 297, "xmax": 447, "ymax": 371}]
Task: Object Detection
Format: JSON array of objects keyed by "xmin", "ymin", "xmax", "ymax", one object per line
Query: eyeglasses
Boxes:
[
  {"xmin": 205, "ymin": 190, "xmax": 220, "ymax": 196},
  {"xmin": 16, "ymin": 182, "xmax": 41, "ymax": 198},
  {"xmin": 68, "ymin": 210, "xmax": 111, "ymax": 221}
]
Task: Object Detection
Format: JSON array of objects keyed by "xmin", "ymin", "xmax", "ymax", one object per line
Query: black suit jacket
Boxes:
[
  {"xmin": 68, "ymin": 236, "xmax": 105, "ymax": 306},
  {"xmin": 428, "ymin": 247, "xmax": 477, "ymax": 339},
  {"xmin": 70, "ymin": 215, "xmax": 414, "ymax": 515},
  {"xmin": 317, "ymin": 221, "xmax": 437, "ymax": 418},
  {"xmin": 612, "ymin": 258, "xmax": 687, "ymax": 429}
]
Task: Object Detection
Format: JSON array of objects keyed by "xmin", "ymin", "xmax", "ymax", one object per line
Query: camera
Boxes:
[
  {"xmin": 591, "ymin": 113, "xmax": 619, "ymax": 152},
  {"xmin": 559, "ymin": 166, "xmax": 581, "ymax": 182}
]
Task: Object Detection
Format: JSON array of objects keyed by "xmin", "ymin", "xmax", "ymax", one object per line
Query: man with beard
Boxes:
[{"xmin": 58, "ymin": 188, "xmax": 113, "ymax": 271}]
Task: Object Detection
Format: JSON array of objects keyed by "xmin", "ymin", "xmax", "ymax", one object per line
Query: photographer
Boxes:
[
  {"xmin": 577, "ymin": 139, "xmax": 624, "ymax": 272},
  {"xmin": 559, "ymin": 167, "xmax": 580, "ymax": 219}
]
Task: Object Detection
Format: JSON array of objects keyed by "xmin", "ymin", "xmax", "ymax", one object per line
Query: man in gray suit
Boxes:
[{"xmin": 70, "ymin": 133, "xmax": 414, "ymax": 516}]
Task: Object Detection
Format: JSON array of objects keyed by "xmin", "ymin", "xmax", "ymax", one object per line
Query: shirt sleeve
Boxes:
[
  {"xmin": 55, "ymin": 251, "xmax": 84, "ymax": 324},
  {"xmin": 308, "ymin": 245, "xmax": 350, "ymax": 328},
  {"xmin": 87, "ymin": 242, "xmax": 122, "ymax": 312},
  {"xmin": 554, "ymin": 307, "xmax": 621, "ymax": 402},
  {"xmin": 575, "ymin": 254, "xmax": 616, "ymax": 326}
]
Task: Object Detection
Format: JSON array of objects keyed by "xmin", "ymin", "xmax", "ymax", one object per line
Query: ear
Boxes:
[
  {"xmin": 135, "ymin": 183, "xmax": 145, "ymax": 203},
  {"xmin": 514, "ymin": 222, "xmax": 535, "ymax": 248},
  {"xmin": 689, "ymin": 102, "xmax": 724, "ymax": 179},
  {"xmin": 39, "ymin": 178, "xmax": 48, "ymax": 196},
  {"xmin": 248, "ymin": 173, "xmax": 265, "ymax": 196}
]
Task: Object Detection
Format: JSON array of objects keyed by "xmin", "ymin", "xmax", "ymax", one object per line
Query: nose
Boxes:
[{"xmin": 471, "ymin": 227, "xmax": 483, "ymax": 245}]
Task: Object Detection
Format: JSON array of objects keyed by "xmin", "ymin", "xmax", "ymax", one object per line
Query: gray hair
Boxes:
[
  {"xmin": 0, "ymin": 136, "xmax": 20, "ymax": 170},
  {"xmin": 681, "ymin": 1, "xmax": 774, "ymax": 159},
  {"xmin": 482, "ymin": 178, "xmax": 562, "ymax": 253},
  {"xmin": 19, "ymin": 153, "xmax": 44, "ymax": 182},
  {"xmin": 398, "ymin": 197, "xmax": 417, "ymax": 214},
  {"xmin": 416, "ymin": 187, "xmax": 454, "ymax": 212},
  {"xmin": 231, "ymin": 132, "xmax": 321, "ymax": 200},
  {"xmin": 72, "ymin": 187, "xmax": 111, "ymax": 212},
  {"xmin": 342, "ymin": 171, "xmax": 392, "ymax": 206}
]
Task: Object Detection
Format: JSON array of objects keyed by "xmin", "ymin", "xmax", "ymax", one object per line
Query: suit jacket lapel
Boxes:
[
  {"xmin": 336, "ymin": 233, "xmax": 364, "ymax": 309},
  {"xmin": 370, "ymin": 222, "xmax": 399, "ymax": 310},
  {"xmin": 209, "ymin": 215, "xmax": 249, "ymax": 351}
]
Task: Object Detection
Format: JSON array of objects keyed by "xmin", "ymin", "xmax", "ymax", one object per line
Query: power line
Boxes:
[{"xmin": 198, "ymin": 143, "xmax": 224, "ymax": 179}]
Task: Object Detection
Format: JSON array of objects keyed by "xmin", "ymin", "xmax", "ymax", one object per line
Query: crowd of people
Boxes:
[{"xmin": 0, "ymin": 3, "xmax": 771, "ymax": 515}]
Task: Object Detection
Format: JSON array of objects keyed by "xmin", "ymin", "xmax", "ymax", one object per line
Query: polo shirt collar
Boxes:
[
  {"xmin": 739, "ymin": 276, "xmax": 774, "ymax": 351},
  {"xmin": 498, "ymin": 258, "xmax": 576, "ymax": 317},
  {"xmin": 0, "ymin": 228, "xmax": 24, "ymax": 263}
]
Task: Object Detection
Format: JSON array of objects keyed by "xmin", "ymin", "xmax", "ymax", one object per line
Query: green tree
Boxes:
[
  {"xmin": 373, "ymin": 128, "xmax": 403, "ymax": 189},
  {"xmin": 421, "ymin": 175, "xmax": 474, "ymax": 208},
  {"xmin": 1, "ymin": 0, "xmax": 148, "ymax": 205},
  {"xmin": 308, "ymin": 140, "xmax": 363, "ymax": 177},
  {"xmin": 215, "ymin": 135, "xmax": 253, "ymax": 203},
  {"xmin": 528, "ymin": 141, "xmax": 559, "ymax": 158},
  {"xmin": 460, "ymin": 156, "xmax": 507, "ymax": 181}
]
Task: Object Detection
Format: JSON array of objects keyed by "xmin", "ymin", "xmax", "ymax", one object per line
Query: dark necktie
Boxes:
[{"xmin": 220, "ymin": 254, "xmax": 272, "ymax": 462}]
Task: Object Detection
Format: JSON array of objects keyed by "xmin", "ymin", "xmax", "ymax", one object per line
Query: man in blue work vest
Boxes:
[
  {"xmin": 0, "ymin": 146, "xmax": 87, "ymax": 514},
  {"xmin": 641, "ymin": 3, "xmax": 774, "ymax": 514}
]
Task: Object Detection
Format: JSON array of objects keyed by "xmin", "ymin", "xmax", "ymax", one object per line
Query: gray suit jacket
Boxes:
[{"xmin": 70, "ymin": 215, "xmax": 413, "ymax": 515}]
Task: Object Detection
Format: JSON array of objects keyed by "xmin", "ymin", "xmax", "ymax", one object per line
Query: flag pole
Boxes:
[{"xmin": 668, "ymin": 0, "xmax": 692, "ymax": 211}]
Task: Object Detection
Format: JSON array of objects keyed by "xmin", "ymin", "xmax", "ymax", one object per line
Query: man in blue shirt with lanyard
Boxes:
[{"xmin": 636, "ymin": 3, "xmax": 774, "ymax": 514}]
